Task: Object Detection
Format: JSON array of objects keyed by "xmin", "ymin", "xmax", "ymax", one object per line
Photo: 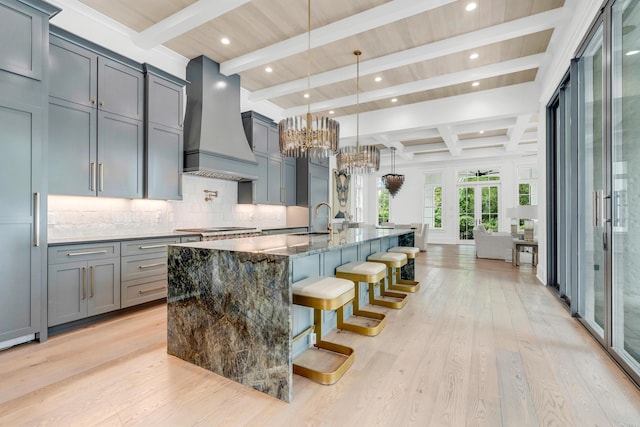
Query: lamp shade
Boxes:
[
  {"xmin": 516, "ymin": 204, "xmax": 538, "ymax": 219},
  {"xmin": 506, "ymin": 207, "xmax": 518, "ymax": 218}
]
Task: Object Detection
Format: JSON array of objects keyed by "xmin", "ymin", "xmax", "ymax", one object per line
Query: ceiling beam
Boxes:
[
  {"xmin": 438, "ymin": 126, "xmax": 461, "ymax": 156},
  {"xmin": 249, "ymin": 8, "xmax": 565, "ymax": 101},
  {"xmin": 220, "ymin": 0, "xmax": 455, "ymax": 75},
  {"xmin": 133, "ymin": 0, "xmax": 251, "ymax": 49},
  {"xmin": 283, "ymin": 54, "xmax": 546, "ymax": 116},
  {"xmin": 453, "ymin": 118, "xmax": 517, "ymax": 134},
  {"xmin": 504, "ymin": 114, "xmax": 531, "ymax": 151}
]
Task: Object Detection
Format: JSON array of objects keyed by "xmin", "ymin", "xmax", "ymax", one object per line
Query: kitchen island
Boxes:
[{"xmin": 166, "ymin": 228, "xmax": 415, "ymax": 402}]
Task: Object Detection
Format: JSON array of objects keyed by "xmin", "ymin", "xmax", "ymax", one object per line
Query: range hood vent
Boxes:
[{"xmin": 183, "ymin": 56, "xmax": 258, "ymax": 182}]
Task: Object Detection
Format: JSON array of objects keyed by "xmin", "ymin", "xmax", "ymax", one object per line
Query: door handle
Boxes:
[
  {"xmin": 90, "ymin": 162, "xmax": 96, "ymax": 191},
  {"xmin": 82, "ymin": 266, "xmax": 87, "ymax": 300},
  {"xmin": 98, "ymin": 164, "xmax": 104, "ymax": 192},
  {"xmin": 90, "ymin": 265, "xmax": 94, "ymax": 298},
  {"xmin": 33, "ymin": 192, "xmax": 40, "ymax": 247}
]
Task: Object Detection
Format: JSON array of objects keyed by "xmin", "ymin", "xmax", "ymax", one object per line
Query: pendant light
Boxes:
[
  {"xmin": 336, "ymin": 50, "xmax": 380, "ymax": 174},
  {"xmin": 278, "ymin": 0, "xmax": 339, "ymax": 159},
  {"xmin": 382, "ymin": 147, "xmax": 404, "ymax": 197}
]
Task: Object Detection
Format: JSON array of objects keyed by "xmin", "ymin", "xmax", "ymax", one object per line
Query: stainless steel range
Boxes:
[{"xmin": 175, "ymin": 227, "xmax": 261, "ymax": 241}]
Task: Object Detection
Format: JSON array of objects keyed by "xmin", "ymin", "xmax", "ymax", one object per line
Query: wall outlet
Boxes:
[{"xmin": 309, "ymin": 332, "xmax": 316, "ymax": 345}]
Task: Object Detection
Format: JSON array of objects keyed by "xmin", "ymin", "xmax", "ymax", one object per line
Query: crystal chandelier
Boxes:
[
  {"xmin": 336, "ymin": 50, "xmax": 380, "ymax": 174},
  {"xmin": 382, "ymin": 147, "xmax": 405, "ymax": 197},
  {"xmin": 278, "ymin": 0, "xmax": 339, "ymax": 159}
]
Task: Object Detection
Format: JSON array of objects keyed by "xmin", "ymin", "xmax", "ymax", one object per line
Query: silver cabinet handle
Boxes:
[
  {"xmin": 99, "ymin": 163, "xmax": 104, "ymax": 192},
  {"xmin": 33, "ymin": 193, "xmax": 40, "ymax": 247},
  {"xmin": 139, "ymin": 244, "xmax": 167, "ymax": 250},
  {"xmin": 138, "ymin": 262, "xmax": 165, "ymax": 269},
  {"xmin": 139, "ymin": 286, "xmax": 166, "ymax": 295},
  {"xmin": 90, "ymin": 163, "xmax": 96, "ymax": 191},
  {"xmin": 592, "ymin": 191, "xmax": 599, "ymax": 227},
  {"xmin": 82, "ymin": 266, "xmax": 87, "ymax": 300},
  {"xmin": 67, "ymin": 250, "xmax": 108, "ymax": 257},
  {"xmin": 90, "ymin": 265, "xmax": 94, "ymax": 298}
]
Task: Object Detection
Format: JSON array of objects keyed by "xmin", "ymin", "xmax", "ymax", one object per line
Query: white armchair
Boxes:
[
  {"xmin": 474, "ymin": 225, "xmax": 513, "ymax": 261},
  {"xmin": 410, "ymin": 223, "xmax": 429, "ymax": 251}
]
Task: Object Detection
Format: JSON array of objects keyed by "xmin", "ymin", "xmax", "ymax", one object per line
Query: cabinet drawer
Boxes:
[
  {"xmin": 121, "ymin": 253, "xmax": 167, "ymax": 282},
  {"xmin": 48, "ymin": 242, "xmax": 120, "ymax": 264},
  {"xmin": 121, "ymin": 237, "xmax": 179, "ymax": 256},
  {"xmin": 180, "ymin": 235, "xmax": 201, "ymax": 243},
  {"xmin": 121, "ymin": 275, "xmax": 167, "ymax": 308}
]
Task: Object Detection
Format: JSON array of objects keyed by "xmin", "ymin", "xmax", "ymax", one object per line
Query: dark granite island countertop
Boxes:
[{"xmin": 166, "ymin": 228, "xmax": 415, "ymax": 402}]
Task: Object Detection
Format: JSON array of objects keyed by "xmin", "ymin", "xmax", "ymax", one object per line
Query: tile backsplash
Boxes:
[{"xmin": 48, "ymin": 175, "xmax": 299, "ymax": 239}]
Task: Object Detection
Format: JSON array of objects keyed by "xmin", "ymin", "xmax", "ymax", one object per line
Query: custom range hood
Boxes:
[{"xmin": 183, "ymin": 56, "xmax": 258, "ymax": 181}]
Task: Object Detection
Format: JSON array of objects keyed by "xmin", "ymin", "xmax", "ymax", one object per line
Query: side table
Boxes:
[{"xmin": 512, "ymin": 239, "xmax": 538, "ymax": 267}]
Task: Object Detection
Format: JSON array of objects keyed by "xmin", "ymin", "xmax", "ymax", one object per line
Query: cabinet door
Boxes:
[
  {"xmin": 88, "ymin": 258, "xmax": 120, "ymax": 316},
  {"xmin": 47, "ymin": 261, "xmax": 87, "ymax": 327},
  {"xmin": 147, "ymin": 74, "xmax": 183, "ymax": 128},
  {"xmin": 48, "ymin": 98, "xmax": 97, "ymax": 196},
  {"xmin": 49, "ymin": 37, "xmax": 97, "ymax": 108},
  {"xmin": 98, "ymin": 57, "xmax": 144, "ymax": 121},
  {"xmin": 0, "ymin": 100, "xmax": 43, "ymax": 340},
  {"xmin": 251, "ymin": 118, "xmax": 269, "ymax": 153},
  {"xmin": 267, "ymin": 155, "xmax": 282, "ymax": 204},
  {"xmin": 309, "ymin": 164, "xmax": 330, "ymax": 232},
  {"xmin": 98, "ymin": 111, "xmax": 144, "ymax": 198},
  {"xmin": 253, "ymin": 152, "xmax": 269, "ymax": 204},
  {"xmin": 0, "ymin": 0, "xmax": 44, "ymax": 81},
  {"xmin": 146, "ymin": 122, "xmax": 182, "ymax": 200},
  {"xmin": 283, "ymin": 160, "xmax": 296, "ymax": 206},
  {"xmin": 268, "ymin": 124, "xmax": 280, "ymax": 155}
]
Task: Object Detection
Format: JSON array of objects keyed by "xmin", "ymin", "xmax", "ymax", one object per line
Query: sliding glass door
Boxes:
[
  {"xmin": 577, "ymin": 24, "xmax": 607, "ymax": 341},
  {"xmin": 611, "ymin": 0, "xmax": 640, "ymax": 373}
]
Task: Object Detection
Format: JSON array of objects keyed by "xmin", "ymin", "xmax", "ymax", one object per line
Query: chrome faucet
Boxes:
[{"xmin": 314, "ymin": 202, "xmax": 333, "ymax": 235}]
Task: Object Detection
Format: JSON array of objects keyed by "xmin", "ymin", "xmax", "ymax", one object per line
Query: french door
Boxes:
[
  {"xmin": 571, "ymin": 0, "xmax": 640, "ymax": 383},
  {"xmin": 458, "ymin": 184, "xmax": 499, "ymax": 242}
]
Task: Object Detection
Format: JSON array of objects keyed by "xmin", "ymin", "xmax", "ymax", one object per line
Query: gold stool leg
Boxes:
[
  {"xmin": 293, "ymin": 308, "xmax": 355, "ymax": 385},
  {"xmin": 369, "ymin": 268, "xmax": 407, "ymax": 309},
  {"xmin": 336, "ymin": 279, "xmax": 386, "ymax": 337},
  {"xmin": 388, "ymin": 265, "xmax": 420, "ymax": 293}
]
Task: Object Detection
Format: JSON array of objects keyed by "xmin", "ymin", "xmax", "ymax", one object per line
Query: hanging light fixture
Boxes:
[
  {"xmin": 336, "ymin": 50, "xmax": 380, "ymax": 174},
  {"xmin": 278, "ymin": 0, "xmax": 339, "ymax": 159},
  {"xmin": 382, "ymin": 147, "xmax": 405, "ymax": 197}
]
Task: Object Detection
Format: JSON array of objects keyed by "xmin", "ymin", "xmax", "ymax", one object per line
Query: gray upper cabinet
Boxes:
[
  {"xmin": 296, "ymin": 159, "xmax": 330, "ymax": 232},
  {"xmin": 48, "ymin": 29, "xmax": 144, "ymax": 199},
  {"xmin": 239, "ymin": 111, "xmax": 296, "ymax": 205},
  {"xmin": 144, "ymin": 65, "xmax": 187, "ymax": 200},
  {"xmin": 0, "ymin": 0, "xmax": 59, "ymax": 344}
]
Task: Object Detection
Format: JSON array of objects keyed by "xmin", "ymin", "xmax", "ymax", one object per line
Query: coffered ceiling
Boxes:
[{"xmin": 68, "ymin": 0, "xmax": 575, "ymax": 165}]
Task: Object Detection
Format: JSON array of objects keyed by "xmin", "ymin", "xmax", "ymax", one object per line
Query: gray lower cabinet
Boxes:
[
  {"xmin": 0, "ymin": 0, "xmax": 58, "ymax": 344},
  {"xmin": 144, "ymin": 65, "xmax": 187, "ymax": 200},
  {"xmin": 47, "ymin": 243, "xmax": 121, "ymax": 327},
  {"xmin": 120, "ymin": 237, "xmax": 178, "ymax": 308},
  {"xmin": 48, "ymin": 31, "xmax": 144, "ymax": 198}
]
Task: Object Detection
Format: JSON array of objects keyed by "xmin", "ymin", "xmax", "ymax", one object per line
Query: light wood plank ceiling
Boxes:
[{"xmin": 77, "ymin": 0, "xmax": 568, "ymax": 163}]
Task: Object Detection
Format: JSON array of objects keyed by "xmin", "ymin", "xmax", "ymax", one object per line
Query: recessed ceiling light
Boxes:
[
  {"xmin": 626, "ymin": 50, "xmax": 640, "ymax": 56},
  {"xmin": 329, "ymin": 110, "xmax": 335, "ymax": 114},
  {"xmin": 479, "ymin": 130, "xmax": 485, "ymax": 134},
  {"xmin": 375, "ymin": 76, "xmax": 382, "ymax": 82},
  {"xmin": 472, "ymin": 81, "xmax": 480, "ymax": 87},
  {"xmin": 466, "ymin": 2, "xmax": 477, "ymax": 11},
  {"xmin": 265, "ymin": 66, "xmax": 273, "ymax": 73},
  {"xmin": 391, "ymin": 98, "xmax": 398, "ymax": 103},
  {"xmin": 221, "ymin": 37, "xmax": 230, "ymax": 45},
  {"xmin": 216, "ymin": 81, "xmax": 227, "ymax": 89},
  {"xmin": 304, "ymin": 93, "xmax": 309, "ymax": 98},
  {"xmin": 469, "ymin": 53, "xmax": 479, "ymax": 60}
]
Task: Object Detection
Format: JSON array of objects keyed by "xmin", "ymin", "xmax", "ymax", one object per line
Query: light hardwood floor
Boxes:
[{"xmin": 1, "ymin": 244, "xmax": 639, "ymax": 426}]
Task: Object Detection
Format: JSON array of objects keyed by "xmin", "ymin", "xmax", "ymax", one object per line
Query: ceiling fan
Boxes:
[{"xmin": 472, "ymin": 169, "xmax": 498, "ymax": 177}]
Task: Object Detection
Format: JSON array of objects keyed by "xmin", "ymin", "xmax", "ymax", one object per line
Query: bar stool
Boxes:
[
  {"xmin": 335, "ymin": 262, "xmax": 387, "ymax": 336},
  {"xmin": 387, "ymin": 246, "xmax": 421, "ymax": 292},
  {"xmin": 366, "ymin": 252, "xmax": 409, "ymax": 309},
  {"xmin": 292, "ymin": 276, "xmax": 355, "ymax": 385}
]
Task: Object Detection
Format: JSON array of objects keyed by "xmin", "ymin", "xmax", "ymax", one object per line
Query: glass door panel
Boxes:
[
  {"xmin": 458, "ymin": 184, "xmax": 500, "ymax": 242},
  {"xmin": 612, "ymin": 0, "xmax": 640, "ymax": 370},
  {"xmin": 577, "ymin": 24, "xmax": 606, "ymax": 339}
]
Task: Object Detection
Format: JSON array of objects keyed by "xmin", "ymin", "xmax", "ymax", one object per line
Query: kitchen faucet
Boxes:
[{"xmin": 314, "ymin": 202, "xmax": 333, "ymax": 235}]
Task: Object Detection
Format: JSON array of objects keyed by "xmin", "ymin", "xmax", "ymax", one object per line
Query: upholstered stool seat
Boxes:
[
  {"xmin": 292, "ymin": 276, "xmax": 355, "ymax": 385},
  {"xmin": 366, "ymin": 252, "xmax": 409, "ymax": 309},
  {"xmin": 387, "ymin": 246, "xmax": 421, "ymax": 292},
  {"xmin": 335, "ymin": 262, "xmax": 387, "ymax": 336}
]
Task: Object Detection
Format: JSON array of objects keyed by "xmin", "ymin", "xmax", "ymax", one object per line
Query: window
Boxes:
[
  {"xmin": 423, "ymin": 172, "xmax": 442, "ymax": 228},
  {"xmin": 518, "ymin": 166, "xmax": 538, "ymax": 228},
  {"xmin": 377, "ymin": 178, "xmax": 389, "ymax": 224}
]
